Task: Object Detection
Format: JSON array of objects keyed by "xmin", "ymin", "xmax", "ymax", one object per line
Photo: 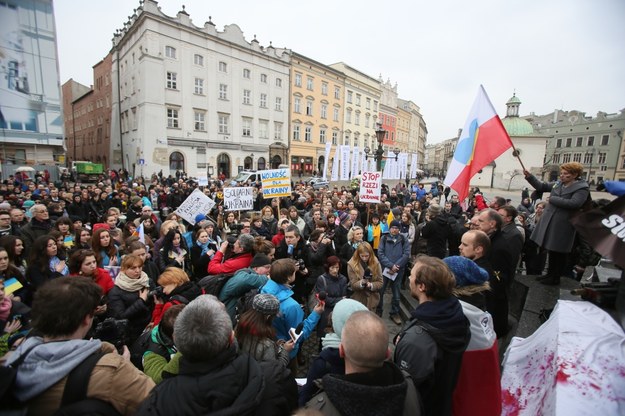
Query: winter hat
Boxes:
[
  {"xmin": 253, "ymin": 294, "xmax": 280, "ymax": 316},
  {"xmin": 390, "ymin": 220, "xmax": 401, "ymax": 228},
  {"xmin": 22, "ymin": 200, "xmax": 35, "ymax": 210},
  {"xmin": 331, "ymin": 299, "xmax": 368, "ymax": 338},
  {"xmin": 338, "ymin": 211, "xmax": 350, "ymax": 224},
  {"xmin": 443, "ymin": 256, "xmax": 489, "ymax": 287},
  {"xmin": 92, "ymin": 223, "xmax": 110, "ymax": 233},
  {"xmin": 250, "ymin": 253, "xmax": 272, "ymax": 268},
  {"xmin": 130, "ymin": 196, "xmax": 141, "ymax": 205},
  {"xmin": 428, "ymin": 204, "xmax": 442, "ymax": 217},
  {"xmin": 194, "ymin": 213, "xmax": 207, "ymax": 224}
]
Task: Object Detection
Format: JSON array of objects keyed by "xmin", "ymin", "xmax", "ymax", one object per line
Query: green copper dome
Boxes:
[{"xmin": 502, "ymin": 117, "xmax": 534, "ymax": 136}]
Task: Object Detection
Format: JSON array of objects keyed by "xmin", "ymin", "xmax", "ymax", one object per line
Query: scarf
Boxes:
[
  {"xmin": 115, "ymin": 271, "xmax": 150, "ymax": 292},
  {"xmin": 0, "ymin": 296, "xmax": 12, "ymax": 321},
  {"xmin": 196, "ymin": 239, "xmax": 210, "ymax": 257},
  {"xmin": 262, "ymin": 213, "xmax": 275, "ymax": 222}
]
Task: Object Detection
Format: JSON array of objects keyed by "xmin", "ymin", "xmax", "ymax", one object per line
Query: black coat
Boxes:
[
  {"xmin": 107, "ymin": 284, "xmax": 153, "ymax": 343},
  {"xmin": 421, "ymin": 216, "xmax": 452, "ymax": 259}
]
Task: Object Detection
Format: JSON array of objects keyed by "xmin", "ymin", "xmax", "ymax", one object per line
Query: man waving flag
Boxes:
[{"xmin": 444, "ymin": 85, "xmax": 513, "ymax": 201}]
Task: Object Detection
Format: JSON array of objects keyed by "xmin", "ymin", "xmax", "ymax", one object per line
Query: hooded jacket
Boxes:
[
  {"xmin": 219, "ymin": 268, "xmax": 269, "ymax": 323},
  {"xmin": 394, "ymin": 296, "xmax": 470, "ymax": 416}
]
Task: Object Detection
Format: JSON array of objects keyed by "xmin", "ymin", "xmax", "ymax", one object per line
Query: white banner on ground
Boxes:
[
  {"xmin": 323, "ymin": 142, "xmax": 332, "ymax": 180},
  {"xmin": 223, "ymin": 187, "xmax": 254, "ymax": 211},
  {"xmin": 260, "ymin": 169, "xmax": 291, "ymax": 199},
  {"xmin": 359, "ymin": 171, "xmax": 382, "ymax": 204},
  {"xmin": 351, "ymin": 146, "xmax": 360, "ymax": 178},
  {"xmin": 340, "ymin": 145, "xmax": 351, "ymax": 180},
  {"xmin": 331, "ymin": 146, "xmax": 339, "ymax": 181},
  {"xmin": 176, "ymin": 189, "xmax": 216, "ymax": 225}
]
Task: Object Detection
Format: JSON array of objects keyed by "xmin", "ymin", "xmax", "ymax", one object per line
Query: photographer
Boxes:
[
  {"xmin": 347, "ymin": 242, "xmax": 384, "ymax": 311},
  {"xmin": 4, "ymin": 277, "xmax": 154, "ymax": 415},
  {"xmin": 206, "ymin": 234, "xmax": 254, "ymax": 276},
  {"xmin": 274, "ymin": 225, "xmax": 310, "ymax": 304}
]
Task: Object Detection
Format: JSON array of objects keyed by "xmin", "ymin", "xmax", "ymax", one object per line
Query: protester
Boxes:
[{"xmin": 68, "ymin": 249, "xmax": 114, "ymax": 295}]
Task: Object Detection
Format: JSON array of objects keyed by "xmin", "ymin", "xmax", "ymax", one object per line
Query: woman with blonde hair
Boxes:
[
  {"xmin": 346, "ymin": 242, "xmax": 383, "ymax": 311},
  {"xmin": 150, "ymin": 267, "xmax": 201, "ymax": 325}
]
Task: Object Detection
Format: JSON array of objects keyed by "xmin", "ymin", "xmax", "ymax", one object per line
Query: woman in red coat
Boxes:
[{"xmin": 68, "ymin": 249, "xmax": 114, "ymax": 295}]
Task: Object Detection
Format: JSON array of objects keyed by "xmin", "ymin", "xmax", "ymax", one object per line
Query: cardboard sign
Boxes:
[
  {"xmin": 359, "ymin": 171, "xmax": 382, "ymax": 203},
  {"xmin": 223, "ymin": 187, "xmax": 254, "ymax": 211},
  {"xmin": 260, "ymin": 169, "xmax": 291, "ymax": 199},
  {"xmin": 175, "ymin": 189, "xmax": 216, "ymax": 225}
]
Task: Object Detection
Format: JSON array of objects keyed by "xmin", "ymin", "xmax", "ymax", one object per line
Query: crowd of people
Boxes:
[{"xmin": 0, "ymin": 161, "xmax": 595, "ymax": 415}]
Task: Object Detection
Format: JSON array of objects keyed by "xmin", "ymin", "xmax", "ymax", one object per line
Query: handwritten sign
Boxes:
[
  {"xmin": 359, "ymin": 171, "xmax": 382, "ymax": 204},
  {"xmin": 175, "ymin": 189, "xmax": 216, "ymax": 225},
  {"xmin": 224, "ymin": 187, "xmax": 254, "ymax": 211},
  {"xmin": 260, "ymin": 169, "xmax": 291, "ymax": 199},
  {"xmin": 196, "ymin": 172, "xmax": 208, "ymax": 186}
]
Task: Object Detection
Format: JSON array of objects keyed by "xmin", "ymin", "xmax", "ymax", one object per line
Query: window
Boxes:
[
  {"xmin": 365, "ymin": 114, "xmax": 370, "ymax": 128},
  {"xmin": 260, "ymin": 93, "xmax": 267, "ymax": 108},
  {"xmin": 243, "ymin": 68, "xmax": 251, "ymax": 79},
  {"xmin": 598, "ymin": 152, "xmax": 606, "ymax": 164},
  {"xmin": 306, "ymin": 77, "xmax": 313, "ymax": 90},
  {"xmin": 169, "ymin": 151, "xmax": 184, "ymax": 170},
  {"xmin": 583, "ymin": 152, "xmax": 593, "ymax": 164},
  {"xmin": 293, "ymin": 125, "xmax": 301, "ymax": 141},
  {"xmin": 600, "ymin": 165, "xmax": 607, "ymax": 172},
  {"xmin": 622, "ymin": 158, "xmax": 625, "ymax": 169},
  {"xmin": 166, "ymin": 72, "xmax": 177, "ymax": 89},
  {"xmin": 556, "ymin": 138, "xmax": 562, "ymax": 148},
  {"xmin": 356, "ymin": 94, "xmax": 361, "ymax": 106},
  {"xmin": 332, "ymin": 131, "xmax": 338, "ymax": 145},
  {"xmin": 194, "ymin": 78, "xmax": 204, "ymax": 94},
  {"xmin": 576, "ymin": 137, "xmax": 583, "ymax": 147},
  {"xmin": 167, "ymin": 108, "xmax": 179, "ymax": 128},
  {"xmin": 243, "ymin": 89, "xmax": 251, "ymax": 105},
  {"xmin": 320, "ymin": 129, "xmax": 326, "ymax": 144},
  {"xmin": 562, "ymin": 153, "xmax": 571, "ymax": 163},
  {"xmin": 347, "ymin": 91, "xmax": 353, "ymax": 103},
  {"xmin": 219, "ymin": 84, "xmax": 228, "ymax": 100},
  {"xmin": 355, "ymin": 112, "xmax": 360, "ymax": 126},
  {"xmin": 333, "ymin": 108, "xmax": 339, "ymax": 122},
  {"xmin": 274, "ymin": 122, "xmax": 283, "ymax": 140},
  {"xmin": 295, "ymin": 74, "xmax": 302, "ymax": 87},
  {"xmin": 334, "ymin": 86, "xmax": 340, "ymax": 99},
  {"xmin": 218, "ymin": 114, "xmax": 229, "ymax": 134},
  {"xmin": 373, "ymin": 101, "xmax": 378, "ymax": 111},
  {"xmin": 344, "ymin": 134, "xmax": 350, "ymax": 146},
  {"xmin": 306, "ymin": 100, "xmax": 313, "ymax": 116},
  {"xmin": 275, "ymin": 97, "xmax": 282, "ymax": 111},
  {"xmin": 259, "ymin": 120, "xmax": 268, "ymax": 138},
  {"xmin": 242, "ymin": 118, "xmax": 252, "ymax": 137},
  {"xmin": 553, "ymin": 153, "xmax": 560, "ymax": 164},
  {"xmin": 601, "ymin": 135, "xmax": 609, "ymax": 146},
  {"xmin": 305, "ymin": 126, "xmax": 312, "ymax": 142},
  {"xmin": 366, "ymin": 98, "xmax": 371, "ymax": 109},
  {"xmin": 565, "ymin": 138, "xmax": 572, "ymax": 147},
  {"xmin": 194, "ymin": 111, "xmax": 205, "ymax": 131},
  {"xmin": 587, "ymin": 136, "xmax": 595, "ymax": 146},
  {"xmin": 194, "ymin": 54, "xmax": 204, "ymax": 66},
  {"xmin": 573, "ymin": 153, "xmax": 582, "ymax": 162},
  {"xmin": 321, "ymin": 104, "xmax": 327, "ymax": 119},
  {"xmin": 321, "ymin": 82, "xmax": 328, "ymax": 96},
  {"xmin": 294, "ymin": 97, "xmax": 301, "ymax": 113},
  {"xmin": 276, "ymin": 78, "xmax": 282, "ymax": 87},
  {"xmin": 260, "ymin": 73, "xmax": 267, "ymax": 83},
  {"xmin": 219, "ymin": 61, "xmax": 227, "ymax": 72},
  {"xmin": 346, "ymin": 110, "xmax": 352, "ymax": 123},
  {"xmin": 165, "ymin": 46, "xmax": 176, "ymax": 59}
]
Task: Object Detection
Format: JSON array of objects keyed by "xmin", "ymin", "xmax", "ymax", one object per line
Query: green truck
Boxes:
[{"xmin": 72, "ymin": 161, "xmax": 103, "ymax": 182}]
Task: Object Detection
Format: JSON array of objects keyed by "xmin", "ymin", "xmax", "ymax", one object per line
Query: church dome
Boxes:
[{"xmin": 502, "ymin": 92, "xmax": 534, "ymax": 136}]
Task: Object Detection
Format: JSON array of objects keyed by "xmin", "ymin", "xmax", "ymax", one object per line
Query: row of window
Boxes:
[
  {"xmin": 552, "ymin": 152, "xmax": 607, "ymax": 165},
  {"xmin": 555, "ymin": 135, "xmax": 609, "ymax": 148},
  {"xmin": 292, "ymin": 125, "xmax": 375, "ymax": 148},
  {"xmin": 165, "ymin": 46, "xmax": 284, "ymax": 87},
  {"xmin": 165, "ymin": 108, "xmax": 283, "ymax": 140}
]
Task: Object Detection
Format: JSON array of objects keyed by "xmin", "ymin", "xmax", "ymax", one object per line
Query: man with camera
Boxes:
[
  {"xmin": 207, "ymin": 233, "xmax": 255, "ymax": 275},
  {"xmin": 4, "ymin": 277, "xmax": 154, "ymax": 415},
  {"xmin": 275, "ymin": 225, "xmax": 310, "ymax": 304}
]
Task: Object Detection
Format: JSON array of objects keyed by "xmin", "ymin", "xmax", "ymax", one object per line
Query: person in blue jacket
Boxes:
[{"xmin": 261, "ymin": 258, "xmax": 324, "ymax": 363}]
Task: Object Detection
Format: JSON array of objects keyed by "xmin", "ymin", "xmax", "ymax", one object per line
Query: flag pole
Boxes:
[{"xmin": 509, "ymin": 141, "xmax": 527, "ymax": 172}]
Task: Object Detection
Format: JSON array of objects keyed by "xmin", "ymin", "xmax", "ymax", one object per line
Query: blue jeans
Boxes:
[{"xmin": 377, "ymin": 273, "xmax": 401, "ymax": 316}]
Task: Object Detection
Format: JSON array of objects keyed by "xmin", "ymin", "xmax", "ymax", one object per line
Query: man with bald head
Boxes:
[{"xmin": 306, "ymin": 311, "xmax": 421, "ymax": 415}]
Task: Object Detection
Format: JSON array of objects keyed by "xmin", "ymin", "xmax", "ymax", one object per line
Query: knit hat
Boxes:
[
  {"xmin": 338, "ymin": 211, "xmax": 350, "ymax": 224},
  {"xmin": 443, "ymin": 256, "xmax": 489, "ymax": 287},
  {"xmin": 250, "ymin": 253, "xmax": 272, "ymax": 268},
  {"xmin": 331, "ymin": 299, "xmax": 368, "ymax": 338},
  {"xmin": 428, "ymin": 204, "xmax": 442, "ymax": 217},
  {"xmin": 253, "ymin": 294, "xmax": 280, "ymax": 316},
  {"xmin": 389, "ymin": 220, "xmax": 401, "ymax": 228},
  {"xmin": 130, "ymin": 196, "xmax": 141, "ymax": 205},
  {"xmin": 194, "ymin": 213, "xmax": 207, "ymax": 224},
  {"xmin": 22, "ymin": 200, "xmax": 35, "ymax": 209},
  {"xmin": 92, "ymin": 223, "xmax": 110, "ymax": 233}
]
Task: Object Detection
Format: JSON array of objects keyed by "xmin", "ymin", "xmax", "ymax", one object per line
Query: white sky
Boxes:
[{"xmin": 53, "ymin": 0, "xmax": 625, "ymax": 144}]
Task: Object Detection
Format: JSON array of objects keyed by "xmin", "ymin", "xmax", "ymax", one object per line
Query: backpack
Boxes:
[
  {"xmin": 197, "ymin": 273, "xmax": 235, "ymax": 296},
  {"xmin": 0, "ymin": 347, "xmax": 121, "ymax": 416}
]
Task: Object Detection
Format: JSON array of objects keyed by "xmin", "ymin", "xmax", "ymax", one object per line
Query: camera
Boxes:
[
  {"xmin": 94, "ymin": 318, "xmax": 129, "ymax": 352},
  {"xmin": 226, "ymin": 234, "xmax": 238, "ymax": 248},
  {"xmin": 296, "ymin": 258, "xmax": 306, "ymax": 271},
  {"xmin": 148, "ymin": 286, "xmax": 166, "ymax": 300},
  {"xmin": 228, "ymin": 223, "xmax": 243, "ymax": 237},
  {"xmin": 364, "ymin": 267, "xmax": 372, "ymax": 279}
]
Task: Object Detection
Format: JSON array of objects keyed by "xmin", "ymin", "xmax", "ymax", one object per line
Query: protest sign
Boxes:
[
  {"xmin": 196, "ymin": 172, "xmax": 208, "ymax": 186},
  {"xmin": 224, "ymin": 187, "xmax": 254, "ymax": 211},
  {"xmin": 175, "ymin": 189, "xmax": 216, "ymax": 225},
  {"xmin": 261, "ymin": 168, "xmax": 291, "ymax": 199},
  {"xmin": 359, "ymin": 171, "xmax": 382, "ymax": 203}
]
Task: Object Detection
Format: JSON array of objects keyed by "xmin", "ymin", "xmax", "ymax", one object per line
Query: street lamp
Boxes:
[
  {"xmin": 300, "ymin": 158, "xmax": 305, "ymax": 176},
  {"xmin": 362, "ymin": 122, "xmax": 399, "ymax": 172}
]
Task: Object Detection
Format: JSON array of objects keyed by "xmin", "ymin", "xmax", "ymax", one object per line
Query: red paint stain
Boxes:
[
  {"xmin": 556, "ymin": 368, "xmax": 570, "ymax": 383},
  {"xmin": 502, "ymin": 389, "xmax": 521, "ymax": 416},
  {"xmin": 590, "ymin": 383, "xmax": 601, "ymax": 391}
]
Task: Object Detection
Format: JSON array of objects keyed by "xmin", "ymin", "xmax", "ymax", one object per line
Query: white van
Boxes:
[{"xmin": 231, "ymin": 171, "xmax": 260, "ymax": 185}]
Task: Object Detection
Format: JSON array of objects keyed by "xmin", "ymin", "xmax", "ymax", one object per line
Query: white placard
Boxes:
[
  {"xmin": 359, "ymin": 171, "xmax": 382, "ymax": 204},
  {"xmin": 175, "ymin": 189, "xmax": 216, "ymax": 225},
  {"xmin": 223, "ymin": 187, "xmax": 254, "ymax": 211},
  {"xmin": 196, "ymin": 172, "xmax": 208, "ymax": 186}
]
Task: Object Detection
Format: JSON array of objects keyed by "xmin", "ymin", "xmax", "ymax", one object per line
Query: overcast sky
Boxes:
[{"xmin": 53, "ymin": 0, "xmax": 625, "ymax": 144}]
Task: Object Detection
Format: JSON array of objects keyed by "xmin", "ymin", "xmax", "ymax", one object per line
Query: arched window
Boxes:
[
  {"xmin": 257, "ymin": 157, "xmax": 266, "ymax": 170},
  {"xmin": 317, "ymin": 156, "xmax": 325, "ymax": 175},
  {"xmin": 169, "ymin": 151, "xmax": 185, "ymax": 171},
  {"xmin": 217, "ymin": 153, "xmax": 230, "ymax": 178},
  {"xmin": 271, "ymin": 155, "xmax": 282, "ymax": 169},
  {"xmin": 244, "ymin": 156, "xmax": 253, "ymax": 170}
]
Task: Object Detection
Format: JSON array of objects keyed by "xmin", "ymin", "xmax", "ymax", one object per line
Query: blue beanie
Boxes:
[
  {"xmin": 194, "ymin": 213, "xmax": 207, "ymax": 224},
  {"xmin": 443, "ymin": 256, "xmax": 489, "ymax": 287}
]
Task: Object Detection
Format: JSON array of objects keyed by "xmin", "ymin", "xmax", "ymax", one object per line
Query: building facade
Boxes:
[
  {"xmin": 378, "ymin": 78, "xmax": 398, "ymax": 151},
  {"xmin": 0, "ymin": 0, "xmax": 64, "ymax": 176},
  {"xmin": 288, "ymin": 52, "xmax": 344, "ymax": 176},
  {"xmin": 524, "ymin": 108, "xmax": 625, "ymax": 184},
  {"xmin": 398, "ymin": 99, "xmax": 427, "ymax": 168},
  {"xmin": 110, "ymin": 1, "xmax": 290, "ymax": 178},
  {"xmin": 62, "ymin": 54, "xmax": 113, "ymax": 166}
]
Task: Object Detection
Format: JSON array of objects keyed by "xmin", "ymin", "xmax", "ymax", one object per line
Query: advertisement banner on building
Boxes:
[
  {"xmin": 223, "ymin": 187, "xmax": 254, "ymax": 211},
  {"xmin": 261, "ymin": 168, "xmax": 291, "ymax": 199},
  {"xmin": 175, "ymin": 189, "xmax": 216, "ymax": 225},
  {"xmin": 359, "ymin": 171, "xmax": 382, "ymax": 204}
]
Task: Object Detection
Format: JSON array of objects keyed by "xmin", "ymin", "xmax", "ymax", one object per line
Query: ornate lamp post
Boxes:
[{"xmin": 363, "ymin": 121, "xmax": 399, "ymax": 172}]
